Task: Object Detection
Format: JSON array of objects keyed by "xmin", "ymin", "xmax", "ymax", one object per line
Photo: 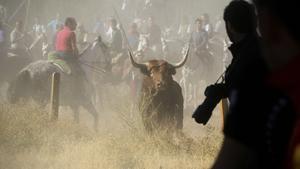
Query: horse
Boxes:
[{"xmin": 6, "ymin": 40, "xmax": 105, "ymax": 131}]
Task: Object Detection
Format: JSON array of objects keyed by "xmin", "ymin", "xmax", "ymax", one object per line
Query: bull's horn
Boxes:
[
  {"xmin": 173, "ymin": 44, "xmax": 190, "ymax": 69},
  {"xmin": 128, "ymin": 51, "xmax": 146, "ymax": 69}
]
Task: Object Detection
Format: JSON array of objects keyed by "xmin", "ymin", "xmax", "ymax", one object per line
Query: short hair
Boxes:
[
  {"xmin": 253, "ymin": 0, "xmax": 300, "ymax": 41},
  {"xmin": 65, "ymin": 17, "xmax": 76, "ymax": 26},
  {"xmin": 223, "ymin": 0, "xmax": 257, "ymax": 33}
]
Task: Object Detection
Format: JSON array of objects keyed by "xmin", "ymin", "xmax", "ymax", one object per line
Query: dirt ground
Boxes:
[{"xmin": 0, "ymin": 83, "xmax": 223, "ymax": 169}]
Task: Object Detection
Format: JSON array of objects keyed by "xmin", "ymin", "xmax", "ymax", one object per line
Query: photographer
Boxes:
[{"xmin": 192, "ymin": 0, "xmax": 267, "ymax": 125}]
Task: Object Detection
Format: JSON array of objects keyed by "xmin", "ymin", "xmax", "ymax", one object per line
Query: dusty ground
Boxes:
[{"xmin": 0, "ymin": 84, "xmax": 223, "ymax": 169}]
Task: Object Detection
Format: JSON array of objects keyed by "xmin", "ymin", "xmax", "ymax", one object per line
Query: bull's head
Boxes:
[{"xmin": 130, "ymin": 47, "xmax": 189, "ymax": 91}]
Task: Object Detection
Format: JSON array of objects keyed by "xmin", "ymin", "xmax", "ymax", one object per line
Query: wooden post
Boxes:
[
  {"xmin": 50, "ymin": 72, "xmax": 60, "ymax": 121},
  {"xmin": 220, "ymin": 99, "xmax": 229, "ymax": 129}
]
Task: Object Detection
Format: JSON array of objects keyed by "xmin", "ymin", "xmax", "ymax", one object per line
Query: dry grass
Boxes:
[{"xmin": 0, "ymin": 89, "xmax": 223, "ymax": 169}]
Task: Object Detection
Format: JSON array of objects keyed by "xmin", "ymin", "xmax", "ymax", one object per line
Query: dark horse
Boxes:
[{"xmin": 7, "ymin": 49, "xmax": 100, "ymax": 131}]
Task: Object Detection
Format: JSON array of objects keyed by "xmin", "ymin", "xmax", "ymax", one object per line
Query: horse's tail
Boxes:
[{"xmin": 7, "ymin": 70, "xmax": 31, "ymax": 103}]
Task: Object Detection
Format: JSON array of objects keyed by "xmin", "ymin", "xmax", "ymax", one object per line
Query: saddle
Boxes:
[{"xmin": 48, "ymin": 51, "xmax": 72, "ymax": 75}]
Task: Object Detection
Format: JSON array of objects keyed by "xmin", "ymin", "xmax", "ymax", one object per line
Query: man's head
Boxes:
[
  {"xmin": 148, "ymin": 16, "xmax": 155, "ymax": 26},
  {"xmin": 195, "ymin": 18, "xmax": 204, "ymax": 32},
  {"xmin": 15, "ymin": 21, "xmax": 23, "ymax": 31},
  {"xmin": 223, "ymin": 0, "xmax": 257, "ymax": 42},
  {"xmin": 65, "ymin": 17, "xmax": 77, "ymax": 31},
  {"xmin": 109, "ymin": 18, "xmax": 117, "ymax": 29},
  {"xmin": 130, "ymin": 22, "xmax": 138, "ymax": 31},
  {"xmin": 253, "ymin": 0, "xmax": 300, "ymax": 69}
]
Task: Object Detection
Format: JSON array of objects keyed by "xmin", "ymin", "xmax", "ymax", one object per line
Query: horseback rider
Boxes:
[
  {"xmin": 50, "ymin": 17, "xmax": 87, "ymax": 77},
  {"xmin": 55, "ymin": 17, "xmax": 79, "ymax": 62}
]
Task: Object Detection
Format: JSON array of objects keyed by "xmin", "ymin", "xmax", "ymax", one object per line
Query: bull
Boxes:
[{"xmin": 129, "ymin": 47, "xmax": 189, "ymax": 134}]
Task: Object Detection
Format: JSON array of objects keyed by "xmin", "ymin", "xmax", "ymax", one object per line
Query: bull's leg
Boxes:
[
  {"xmin": 82, "ymin": 100, "xmax": 99, "ymax": 132},
  {"xmin": 180, "ymin": 78, "xmax": 187, "ymax": 108}
]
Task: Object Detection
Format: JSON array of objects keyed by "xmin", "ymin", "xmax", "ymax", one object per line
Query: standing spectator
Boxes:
[
  {"xmin": 76, "ymin": 23, "xmax": 88, "ymax": 50},
  {"xmin": 32, "ymin": 17, "xmax": 45, "ymax": 38},
  {"xmin": 0, "ymin": 5, "xmax": 7, "ymax": 22},
  {"xmin": 10, "ymin": 21, "xmax": 27, "ymax": 56},
  {"xmin": 145, "ymin": 16, "xmax": 162, "ymax": 54},
  {"xmin": 93, "ymin": 16, "xmax": 105, "ymax": 37},
  {"xmin": 47, "ymin": 13, "xmax": 63, "ymax": 35},
  {"xmin": 107, "ymin": 18, "xmax": 123, "ymax": 54},
  {"xmin": 128, "ymin": 22, "xmax": 140, "ymax": 51},
  {"xmin": 202, "ymin": 13, "xmax": 213, "ymax": 37}
]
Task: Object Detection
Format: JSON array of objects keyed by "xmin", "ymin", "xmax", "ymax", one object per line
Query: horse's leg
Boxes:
[
  {"xmin": 70, "ymin": 105, "xmax": 80, "ymax": 124},
  {"xmin": 96, "ymin": 84, "xmax": 104, "ymax": 110},
  {"xmin": 82, "ymin": 100, "xmax": 99, "ymax": 132}
]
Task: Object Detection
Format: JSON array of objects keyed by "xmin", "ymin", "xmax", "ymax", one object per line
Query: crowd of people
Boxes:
[
  {"xmin": 1, "ymin": 0, "xmax": 300, "ymax": 168},
  {"xmin": 0, "ymin": 1, "xmax": 226, "ymax": 63}
]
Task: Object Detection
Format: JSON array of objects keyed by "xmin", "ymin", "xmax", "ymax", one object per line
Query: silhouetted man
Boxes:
[
  {"xmin": 193, "ymin": 0, "xmax": 266, "ymax": 125},
  {"xmin": 211, "ymin": 0, "xmax": 300, "ymax": 168}
]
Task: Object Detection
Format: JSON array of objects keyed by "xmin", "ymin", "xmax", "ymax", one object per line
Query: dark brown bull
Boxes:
[{"xmin": 129, "ymin": 48, "xmax": 189, "ymax": 134}]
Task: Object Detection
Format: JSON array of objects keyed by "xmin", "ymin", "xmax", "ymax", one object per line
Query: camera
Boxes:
[{"xmin": 192, "ymin": 84, "xmax": 226, "ymax": 125}]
